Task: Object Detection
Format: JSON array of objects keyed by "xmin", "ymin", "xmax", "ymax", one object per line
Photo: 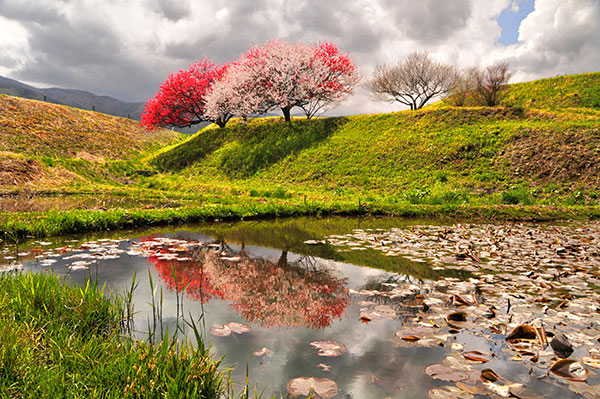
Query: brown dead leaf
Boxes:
[{"xmin": 548, "ymin": 359, "xmax": 589, "ymax": 382}]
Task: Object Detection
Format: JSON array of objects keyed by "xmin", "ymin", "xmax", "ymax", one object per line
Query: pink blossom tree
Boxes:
[
  {"xmin": 206, "ymin": 40, "xmax": 359, "ymax": 122},
  {"xmin": 204, "ymin": 62, "xmax": 263, "ymax": 122},
  {"xmin": 141, "ymin": 59, "xmax": 230, "ymax": 129}
]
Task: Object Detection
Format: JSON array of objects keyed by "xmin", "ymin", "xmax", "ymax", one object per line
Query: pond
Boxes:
[{"xmin": 1, "ymin": 216, "xmax": 600, "ymax": 398}]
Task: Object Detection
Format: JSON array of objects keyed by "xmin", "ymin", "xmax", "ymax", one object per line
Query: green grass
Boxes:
[
  {"xmin": 1, "ymin": 72, "xmax": 599, "ymax": 239},
  {"xmin": 0, "ymin": 271, "xmax": 225, "ymax": 398},
  {"xmin": 150, "ymin": 105, "xmax": 600, "ymax": 206},
  {"xmin": 501, "ymin": 72, "xmax": 600, "ymax": 109},
  {"xmin": 2, "ymin": 201, "xmax": 599, "ymax": 241}
]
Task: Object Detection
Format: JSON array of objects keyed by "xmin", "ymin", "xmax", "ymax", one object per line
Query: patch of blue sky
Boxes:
[{"xmin": 497, "ymin": 0, "xmax": 535, "ymax": 45}]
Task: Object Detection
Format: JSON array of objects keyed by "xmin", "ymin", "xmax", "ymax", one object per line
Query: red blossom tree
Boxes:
[
  {"xmin": 141, "ymin": 59, "xmax": 231, "ymax": 129},
  {"xmin": 301, "ymin": 41, "xmax": 360, "ymax": 119}
]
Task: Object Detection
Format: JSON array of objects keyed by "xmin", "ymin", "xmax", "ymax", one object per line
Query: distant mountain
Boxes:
[
  {"xmin": 0, "ymin": 75, "xmax": 143, "ymax": 119},
  {"xmin": 39, "ymin": 87, "xmax": 145, "ymax": 120},
  {"xmin": 0, "ymin": 75, "xmax": 205, "ymax": 133},
  {"xmin": 0, "ymin": 76, "xmax": 64, "ymax": 105}
]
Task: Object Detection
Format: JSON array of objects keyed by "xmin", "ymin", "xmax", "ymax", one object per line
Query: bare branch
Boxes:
[{"xmin": 365, "ymin": 51, "xmax": 458, "ymax": 110}]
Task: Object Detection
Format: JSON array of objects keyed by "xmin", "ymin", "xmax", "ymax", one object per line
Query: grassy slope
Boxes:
[
  {"xmin": 0, "ymin": 94, "xmax": 182, "ymax": 189},
  {"xmin": 152, "ymin": 105, "xmax": 600, "ymax": 205},
  {"xmin": 501, "ymin": 72, "xmax": 600, "ymax": 109},
  {"xmin": 1, "ymin": 73, "xmax": 600, "ymax": 239}
]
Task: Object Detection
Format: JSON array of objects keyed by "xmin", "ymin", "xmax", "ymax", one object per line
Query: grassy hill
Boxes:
[
  {"xmin": 151, "ymin": 73, "xmax": 600, "ymax": 206},
  {"xmin": 501, "ymin": 72, "xmax": 600, "ymax": 109},
  {"xmin": 0, "ymin": 94, "xmax": 181, "ymax": 189}
]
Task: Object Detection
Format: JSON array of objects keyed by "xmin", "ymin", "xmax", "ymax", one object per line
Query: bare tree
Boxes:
[
  {"xmin": 444, "ymin": 68, "xmax": 476, "ymax": 107},
  {"xmin": 365, "ymin": 51, "xmax": 458, "ymax": 110},
  {"xmin": 470, "ymin": 62, "xmax": 512, "ymax": 106}
]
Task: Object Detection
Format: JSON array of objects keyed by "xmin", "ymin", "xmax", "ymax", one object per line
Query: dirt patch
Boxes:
[
  {"xmin": 75, "ymin": 151, "xmax": 105, "ymax": 163},
  {"xmin": 500, "ymin": 127, "xmax": 600, "ymax": 186},
  {"xmin": 0, "ymin": 155, "xmax": 43, "ymax": 186}
]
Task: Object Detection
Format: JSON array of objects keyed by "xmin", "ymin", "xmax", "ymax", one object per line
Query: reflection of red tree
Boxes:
[
  {"xmin": 139, "ymin": 237, "xmax": 349, "ymax": 329},
  {"xmin": 141, "ymin": 237, "xmax": 223, "ymax": 303}
]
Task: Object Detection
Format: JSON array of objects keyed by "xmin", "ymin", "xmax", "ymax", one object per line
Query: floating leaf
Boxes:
[
  {"xmin": 480, "ymin": 368, "xmax": 502, "ymax": 383},
  {"xmin": 482, "ymin": 381, "xmax": 523, "ymax": 397},
  {"xmin": 374, "ymin": 304, "xmax": 396, "ymax": 319},
  {"xmin": 209, "ymin": 325, "xmax": 231, "ymax": 337},
  {"xmin": 427, "ymin": 385, "xmax": 474, "ymax": 399},
  {"xmin": 226, "ymin": 322, "xmax": 252, "ymax": 334},
  {"xmin": 548, "ymin": 359, "xmax": 589, "ymax": 381},
  {"xmin": 286, "ymin": 377, "xmax": 338, "ymax": 398},
  {"xmin": 582, "ymin": 357, "xmax": 600, "ymax": 369},
  {"xmin": 463, "ymin": 350, "xmax": 491, "ymax": 363},
  {"xmin": 452, "ymin": 294, "xmax": 476, "ymax": 306},
  {"xmin": 310, "ymin": 341, "xmax": 346, "ymax": 357},
  {"xmin": 317, "ymin": 363, "xmax": 331, "ymax": 371},
  {"xmin": 455, "ymin": 382, "xmax": 489, "ymax": 395},
  {"xmin": 253, "ymin": 347, "xmax": 272, "ymax": 356},
  {"xmin": 447, "ymin": 311, "xmax": 467, "ymax": 322},
  {"xmin": 401, "ymin": 335, "xmax": 421, "ymax": 342},
  {"xmin": 550, "ymin": 333, "xmax": 573, "ymax": 358},
  {"xmin": 209, "ymin": 322, "xmax": 252, "ymax": 337},
  {"xmin": 424, "ymin": 363, "xmax": 469, "ymax": 382},
  {"xmin": 506, "ymin": 325, "xmax": 537, "ymax": 341}
]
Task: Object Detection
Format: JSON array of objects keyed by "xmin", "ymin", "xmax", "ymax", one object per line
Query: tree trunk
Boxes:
[
  {"xmin": 282, "ymin": 106, "xmax": 292, "ymax": 122},
  {"xmin": 216, "ymin": 118, "xmax": 227, "ymax": 128},
  {"xmin": 277, "ymin": 250, "xmax": 288, "ymax": 267}
]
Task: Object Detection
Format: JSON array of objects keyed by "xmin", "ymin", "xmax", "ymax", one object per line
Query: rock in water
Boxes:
[{"xmin": 551, "ymin": 333, "xmax": 574, "ymax": 358}]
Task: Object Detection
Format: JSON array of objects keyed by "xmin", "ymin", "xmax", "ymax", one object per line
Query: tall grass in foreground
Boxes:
[{"xmin": 0, "ymin": 271, "xmax": 226, "ymax": 398}]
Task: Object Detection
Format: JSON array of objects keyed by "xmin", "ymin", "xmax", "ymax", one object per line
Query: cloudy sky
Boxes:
[{"xmin": 0, "ymin": 0, "xmax": 598, "ymax": 115}]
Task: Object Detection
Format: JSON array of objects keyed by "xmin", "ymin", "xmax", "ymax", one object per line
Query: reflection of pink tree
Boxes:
[
  {"xmin": 140, "ymin": 237, "xmax": 349, "ymax": 329},
  {"xmin": 204, "ymin": 251, "xmax": 349, "ymax": 329}
]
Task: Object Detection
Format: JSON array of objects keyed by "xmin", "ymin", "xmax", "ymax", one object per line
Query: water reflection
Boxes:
[{"xmin": 140, "ymin": 237, "xmax": 350, "ymax": 329}]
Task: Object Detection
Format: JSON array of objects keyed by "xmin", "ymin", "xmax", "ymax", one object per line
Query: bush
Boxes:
[
  {"xmin": 502, "ymin": 188, "xmax": 532, "ymax": 205},
  {"xmin": 403, "ymin": 188, "xmax": 430, "ymax": 204}
]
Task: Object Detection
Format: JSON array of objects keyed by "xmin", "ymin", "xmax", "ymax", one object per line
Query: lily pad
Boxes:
[
  {"xmin": 550, "ymin": 333, "xmax": 573, "ymax": 358},
  {"xmin": 549, "ymin": 359, "xmax": 589, "ymax": 382},
  {"xmin": 463, "ymin": 350, "xmax": 491, "ymax": 363},
  {"xmin": 427, "ymin": 386, "xmax": 474, "ymax": 399},
  {"xmin": 506, "ymin": 325, "xmax": 538, "ymax": 341},
  {"xmin": 310, "ymin": 341, "xmax": 346, "ymax": 357},
  {"xmin": 209, "ymin": 322, "xmax": 252, "ymax": 337},
  {"xmin": 253, "ymin": 347, "xmax": 272, "ymax": 356},
  {"xmin": 209, "ymin": 325, "xmax": 231, "ymax": 337},
  {"xmin": 286, "ymin": 377, "xmax": 339, "ymax": 398},
  {"xmin": 424, "ymin": 363, "xmax": 469, "ymax": 382},
  {"xmin": 227, "ymin": 322, "xmax": 252, "ymax": 334}
]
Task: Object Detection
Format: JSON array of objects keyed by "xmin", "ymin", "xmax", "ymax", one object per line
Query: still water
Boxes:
[{"xmin": 2, "ymin": 216, "xmax": 598, "ymax": 398}]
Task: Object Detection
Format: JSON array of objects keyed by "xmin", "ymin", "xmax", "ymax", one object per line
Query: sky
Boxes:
[{"xmin": 0, "ymin": 0, "xmax": 599, "ymax": 116}]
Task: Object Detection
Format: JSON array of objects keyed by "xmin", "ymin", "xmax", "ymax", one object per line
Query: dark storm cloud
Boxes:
[
  {"xmin": 0, "ymin": 53, "xmax": 19, "ymax": 68},
  {"xmin": 281, "ymin": 0, "xmax": 383, "ymax": 54},
  {"xmin": 151, "ymin": 0, "xmax": 191, "ymax": 22},
  {"xmin": 386, "ymin": 0, "xmax": 472, "ymax": 44},
  {"xmin": 6, "ymin": 6, "xmax": 158, "ymax": 101},
  {"xmin": 164, "ymin": 0, "xmax": 281, "ymax": 63},
  {"xmin": 1, "ymin": 0, "xmax": 598, "ymax": 110},
  {"xmin": 0, "ymin": 0, "xmax": 66, "ymax": 24}
]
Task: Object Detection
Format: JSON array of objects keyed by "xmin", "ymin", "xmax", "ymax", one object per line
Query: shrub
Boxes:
[{"xmin": 502, "ymin": 188, "xmax": 532, "ymax": 205}]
